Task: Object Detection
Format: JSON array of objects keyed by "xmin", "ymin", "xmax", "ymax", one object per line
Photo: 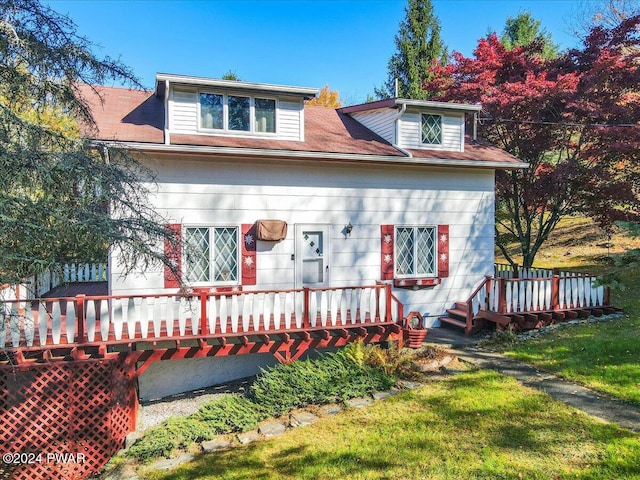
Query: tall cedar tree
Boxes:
[
  {"xmin": 424, "ymin": 15, "xmax": 640, "ymax": 268},
  {"xmin": 0, "ymin": 0, "xmax": 180, "ymax": 288},
  {"xmin": 376, "ymin": 0, "xmax": 446, "ymax": 99}
]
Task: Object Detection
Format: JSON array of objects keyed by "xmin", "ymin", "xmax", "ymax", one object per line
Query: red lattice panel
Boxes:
[{"xmin": 0, "ymin": 356, "xmax": 137, "ymax": 480}]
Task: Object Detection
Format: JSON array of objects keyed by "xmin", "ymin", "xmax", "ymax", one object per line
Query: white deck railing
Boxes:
[
  {"xmin": 467, "ymin": 273, "xmax": 608, "ymax": 319},
  {"xmin": 0, "ymin": 284, "xmax": 403, "ymax": 349}
]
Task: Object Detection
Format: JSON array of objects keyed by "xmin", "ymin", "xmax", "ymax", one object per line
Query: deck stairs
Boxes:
[{"xmin": 439, "ymin": 267, "xmax": 620, "ymax": 336}]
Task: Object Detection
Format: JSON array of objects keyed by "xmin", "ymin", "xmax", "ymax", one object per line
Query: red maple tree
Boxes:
[{"xmin": 424, "ymin": 16, "xmax": 640, "ymax": 268}]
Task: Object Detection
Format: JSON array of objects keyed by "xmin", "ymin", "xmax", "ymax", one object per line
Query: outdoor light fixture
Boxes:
[{"xmin": 345, "ymin": 222, "xmax": 353, "ymax": 236}]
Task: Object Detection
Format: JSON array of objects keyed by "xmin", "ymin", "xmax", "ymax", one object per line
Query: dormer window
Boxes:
[
  {"xmin": 421, "ymin": 113, "xmax": 442, "ymax": 145},
  {"xmin": 200, "ymin": 93, "xmax": 223, "ymax": 129},
  {"xmin": 199, "ymin": 92, "xmax": 276, "ymax": 134},
  {"xmin": 255, "ymin": 98, "xmax": 276, "ymax": 133},
  {"xmin": 228, "ymin": 95, "xmax": 250, "ymax": 131}
]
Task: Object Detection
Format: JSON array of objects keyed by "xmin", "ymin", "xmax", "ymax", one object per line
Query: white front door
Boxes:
[{"xmin": 295, "ymin": 225, "xmax": 331, "ymax": 289}]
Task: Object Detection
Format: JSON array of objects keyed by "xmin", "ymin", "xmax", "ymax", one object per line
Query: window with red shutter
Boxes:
[
  {"xmin": 164, "ymin": 224, "xmax": 182, "ymax": 289},
  {"xmin": 381, "ymin": 224, "xmax": 449, "ymax": 288}
]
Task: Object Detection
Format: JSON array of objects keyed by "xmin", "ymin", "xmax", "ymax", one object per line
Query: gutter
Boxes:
[{"xmin": 94, "ymin": 140, "xmax": 529, "ymax": 170}]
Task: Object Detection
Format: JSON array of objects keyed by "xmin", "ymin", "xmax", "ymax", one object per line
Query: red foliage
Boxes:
[{"xmin": 424, "ymin": 17, "xmax": 640, "ymax": 266}]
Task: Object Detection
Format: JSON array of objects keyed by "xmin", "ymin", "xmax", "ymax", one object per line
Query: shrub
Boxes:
[
  {"xmin": 195, "ymin": 395, "xmax": 267, "ymax": 433},
  {"xmin": 127, "ymin": 417, "xmax": 214, "ymax": 461},
  {"xmin": 248, "ymin": 349, "xmax": 395, "ymax": 416},
  {"xmin": 127, "ymin": 395, "xmax": 267, "ymax": 461}
]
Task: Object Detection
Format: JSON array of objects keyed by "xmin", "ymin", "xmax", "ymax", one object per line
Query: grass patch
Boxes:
[
  {"xmin": 495, "ymin": 215, "xmax": 640, "ymax": 407},
  {"xmin": 500, "ymin": 317, "xmax": 640, "ymax": 407},
  {"xmin": 141, "ymin": 370, "xmax": 640, "ymax": 479}
]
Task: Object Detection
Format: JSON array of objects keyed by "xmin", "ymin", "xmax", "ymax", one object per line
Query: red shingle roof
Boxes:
[{"xmin": 79, "ymin": 84, "xmax": 523, "ymax": 167}]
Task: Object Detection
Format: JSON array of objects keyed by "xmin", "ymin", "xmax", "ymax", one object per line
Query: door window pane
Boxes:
[
  {"xmin": 200, "ymin": 93, "xmax": 223, "ymax": 129},
  {"xmin": 228, "ymin": 95, "xmax": 250, "ymax": 131},
  {"xmin": 303, "ymin": 259, "xmax": 324, "ymax": 284}
]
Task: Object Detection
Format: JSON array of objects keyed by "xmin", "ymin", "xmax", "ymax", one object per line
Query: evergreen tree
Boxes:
[
  {"xmin": 375, "ymin": 0, "xmax": 447, "ymax": 99},
  {"xmin": 0, "ymin": 0, "xmax": 180, "ymax": 287},
  {"xmin": 500, "ymin": 12, "xmax": 559, "ymax": 59}
]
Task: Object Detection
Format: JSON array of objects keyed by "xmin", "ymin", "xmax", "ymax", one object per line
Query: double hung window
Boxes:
[
  {"xmin": 395, "ymin": 226, "xmax": 437, "ymax": 277},
  {"xmin": 185, "ymin": 227, "xmax": 239, "ymax": 284},
  {"xmin": 199, "ymin": 93, "xmax": 276, "ymax": 134}
]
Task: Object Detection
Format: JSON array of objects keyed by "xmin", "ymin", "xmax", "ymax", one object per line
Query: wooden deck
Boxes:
[
  {"xmin": 0, "ymin": 284, "xmax": 404, "ymax": 369},
  {"xmin": 440, "ymin": 266, "xmax": 617, "ymax": 335}
]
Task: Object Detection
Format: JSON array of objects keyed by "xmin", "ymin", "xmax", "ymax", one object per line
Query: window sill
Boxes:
[{"xmin": 393, "ymin": 278, "xmax": 441, "ymax": 289}]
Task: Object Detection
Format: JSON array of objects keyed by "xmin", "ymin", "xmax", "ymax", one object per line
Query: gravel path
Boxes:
[{"xmin": 136, "ymin": 377, "xmax": 254, "ymax": 432}]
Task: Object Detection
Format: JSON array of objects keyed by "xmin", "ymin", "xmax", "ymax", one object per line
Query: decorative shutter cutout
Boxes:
[
  {"xmin": 381, "ymin": 225, "xmax": 394, "ymax": 280},
  {"xmin": 437, "ymin": 225, "xmax": 449, "ymax": 278},
  {"xmin": 241, "ymin": 223, "xmax": 257, "ymax": 286},
  {"xmin": 164, "ymin": 224, "xmax": 182, "ymax": 289}
]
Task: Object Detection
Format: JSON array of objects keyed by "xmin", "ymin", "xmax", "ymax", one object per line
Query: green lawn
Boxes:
[
  {"xmin": 495, "ymin": 218, "xmax": 640, "ymax": 408},
  {"xmin": 501, "ymin": 316, "xmax": 640, "ymax": 407},
  {"xmin": 142, "ymin": 371, "xmax": 640, "ymax": 480}
]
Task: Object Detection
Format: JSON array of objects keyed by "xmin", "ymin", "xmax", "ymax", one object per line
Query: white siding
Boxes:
[
  {"xmin": 169, "ymin": 88, "xmax": 198, "ymax": 133},
  {"xmin": 278, "ymin": 100, "xmax": 303, "ymax": 141},
  {"xmin": 399, "ymin": 111, "xmax": 464, "ymax": 151},
  {"xmin": 167, "ymin": 87, "xmax": 303, "ymax": 140},
  {"xmin": 350, "ymin": 108, "xmax": 397, "ymax": 144},
  {"xmin": 111, "ymin": 155, "xmax": 495, "ymax": 328}
]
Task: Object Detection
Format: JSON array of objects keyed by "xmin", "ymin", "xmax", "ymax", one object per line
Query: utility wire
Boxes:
[{"xmin": 478, "ymin": 117, "xmax": 640, "ymax": 128}]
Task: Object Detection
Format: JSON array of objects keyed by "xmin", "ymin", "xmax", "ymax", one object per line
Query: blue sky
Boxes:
[{"xmin": 48, "ymin": 0, "xmax": 586, "ymax": 104}]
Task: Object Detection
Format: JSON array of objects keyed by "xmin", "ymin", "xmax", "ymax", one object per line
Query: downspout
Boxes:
[
  {"xmin": 473, "ymin": 112, "xmax": 478, "ymax": 142},
  {"xmin": 164, "ymin": 79, "xmax": 170, "ymax": 145},
  {"xmin": 392, "ymin": 102, "xmax": 412, "ymax": 158}
]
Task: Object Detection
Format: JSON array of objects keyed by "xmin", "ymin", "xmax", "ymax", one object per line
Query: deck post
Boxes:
[
  {"xmin": 76, "ymin": 294, "xmax": 86, "ymax": 343},
  {"xmin": 303, "ymin": 287, "xmax": 310, "ymax": 328},
  {"xmin": 604, "ymin": 286, "xmax": 611, "ymax": 306},
  {"xmin": 498, "ymin": 278, "xmax": 507, "ymax": 314},
  {"xmin": 551, "ymin": 275, "xmax": 560, "ymax": 310},
  {"xmin": 483, "ymin": 275, "xmax": 493, "ymax": 310},
  {"xmin": 385, "ymin": 284, "xmax": 392, "ymax": 321},
  {"xmin": 200, "ymin": 291, "xmax": 208, "ymax": 335}
]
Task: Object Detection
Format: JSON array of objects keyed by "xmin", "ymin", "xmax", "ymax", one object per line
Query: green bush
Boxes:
[
  {"xmin": 127, "ymin": 416, "xmax": 215, "ymax": 461},
  {"xmin": 248, "ymin": 349, "xmax": 395, "ymax": 416},
  {"xmin": 195, "ymin": 395, "xmax": 267, "ymax": 433},
  {"xmin": 127, "ymin": 395, "xmax": 266, "ymax": 461}
]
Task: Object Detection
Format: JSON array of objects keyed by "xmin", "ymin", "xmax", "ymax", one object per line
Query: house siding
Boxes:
[
  {"xmin": 110, "ymin": 154, "xmax": 495, "ymax": 321},
  {"xmin": 398, "ymin": 111, "xmax": 464, "ymax": 152},
  {"xmin": 109, "ymin": 154, "xmax": 495, "ymax": 399},
  {"xmin": 167, "ymin": 87, "xmax": 303, "ymax": 140},
  {"xmin": 350, "ymin": 108, "xmax": 397, "ymax": 144},
  {"xmin": 169, "ymin": 87, "xmax": 198, "ymax": 132}
]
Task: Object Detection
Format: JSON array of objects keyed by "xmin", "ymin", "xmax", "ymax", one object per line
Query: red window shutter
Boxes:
[
  {"xmin": 381, "ymin": 225, "xmax": 394, "ymax": 280},
  {"xmin": 164, "ymin": 224, "xmax": 182, "ymax": 289},
  {"xmin": 437, "ymin": 225, "xmax": 449, "ymax": 278},
  {"xmin": 241, "ymin": 223, "xmax": 257, "ymax": 286}
]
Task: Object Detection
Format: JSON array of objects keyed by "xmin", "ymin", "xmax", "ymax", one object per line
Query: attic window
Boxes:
[
  {"xmin": 421, "ymin": 114, "xmax": 442, "ymax": 145},
  {"xmin": 199, "ymin": 92, "xmax": 276, "ymax": 134},
  {"xmin": 200, "ymin": 93, "xmax": 223, "ymax": 129},
  {"xmin": 255, "ymin": 98, "xmax": 276, "ymax": 133}
]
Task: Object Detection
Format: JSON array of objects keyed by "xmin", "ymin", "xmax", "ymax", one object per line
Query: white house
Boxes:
[{"xmin": 81, "ymin": 73, "xmax": 526, "ymax": 398}]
